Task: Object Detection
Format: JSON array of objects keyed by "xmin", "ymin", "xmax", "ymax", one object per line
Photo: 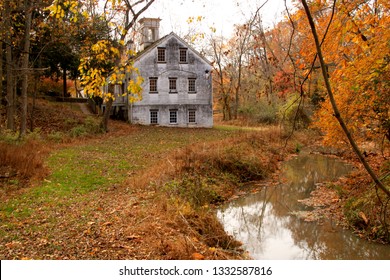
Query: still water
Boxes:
[{"xmin": 217, "ymin": 154, "xmax": 390, "ymax": 259}]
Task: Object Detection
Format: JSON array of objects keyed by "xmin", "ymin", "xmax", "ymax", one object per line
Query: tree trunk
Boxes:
[
  {"xmin": 234, "ymin": 85, "xmax": 239, "ymax": 119},
  {"xmin": 30, "ymin": 74, "xmax": 38, "ymax": 132},
  {"xmin": 19, "ymin": 0, "xmax": 33, "ymax": 138},
  {"xmin": 0, "ymin": 40, "xmax": 3, "ymax": 130},
  {"xmin": 62, "ymin": 66, "xmax": 67, "ymax": 98},
  {"xmin": 5, "ymin": 0, "xmax": 14, "ymax": 131},
  {"xmin": 101, "ymin": 98, "xmax": 113, "ymax": 132},
  {"xmin": 74, "ymin": 79, "xmax": 80, "ymax": 98},
  {"xmin": 301, "ymin": 0, "xmax": 390, "ymax": 198}
]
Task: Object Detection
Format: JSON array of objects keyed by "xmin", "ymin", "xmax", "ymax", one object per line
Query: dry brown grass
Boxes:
[
  {"xmin": 117, "ymin": 128, "xmax": 295, "ymax": 259},
  {"xmin": 0, "ymin": 140, "xmax": 50, "ymax": 202},
  {"xmin": 0, "ymin": 140, "xmax": 49, "ymax": 186}
]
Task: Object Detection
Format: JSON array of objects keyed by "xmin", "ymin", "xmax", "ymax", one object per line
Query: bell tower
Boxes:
[{"xmin": 139, "ymin": 18, "xmax": 161, "ymax": 50}]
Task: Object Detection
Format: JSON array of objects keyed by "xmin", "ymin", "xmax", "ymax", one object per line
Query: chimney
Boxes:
[{"xmin": 139, "ymin": 18, "xmax": 161, "ymax": 50}]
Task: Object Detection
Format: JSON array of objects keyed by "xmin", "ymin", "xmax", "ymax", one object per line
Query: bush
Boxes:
[
  {"xmin": 239, "ymin": 100, "xmax": 279, "ymax": 125},
  {"xmin": 0, "ymin": 130, "xmax": 19, "ymax": 143},
  {"xmin": 69, "ymin": 116, "xmax": 102, "ymax": 137},
  {"xmin": 0, "ymin": 140, "xmax": 49, "ymax": 180},
  {"xmin": 84, "ymin": 116, "xmax": 102, "ymax": 134},
  {"xmin": 163, "ymin": 176, "xmax": 223, "ymax": 208},
  {"xmin": 47, "ymin": 131, "xmax": 66, "ymax": 143},
  {"xmin": 279, "ymin": 94, "xmax": 313, "ymax": 130}
]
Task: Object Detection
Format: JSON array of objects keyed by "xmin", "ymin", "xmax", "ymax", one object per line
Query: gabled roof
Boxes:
[{"xmin": 132, "ymin": 32, "xmax": 212, "ymax": 66}]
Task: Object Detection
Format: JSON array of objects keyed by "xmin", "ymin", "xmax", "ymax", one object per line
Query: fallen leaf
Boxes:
[
  {"xmin": 359, "ymin": 211, "xmax": 369, "ymax": 225},
  {"xmin": 126, "ymin": 235, "xmax": 141, "ymax": 240},
  {"xmin": 192, "ymin": 252, "xmax": 204, "ymax": 260}
]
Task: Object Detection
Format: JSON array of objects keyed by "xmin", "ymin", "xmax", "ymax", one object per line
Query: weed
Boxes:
[
  {"xmin": 25, "ymin": 128, "xmax": 43, "ymax": 141},
  {"xmin": 69, "ymin": 116, "xmax": 102, "ymax": 137},
  {"xmin": 327, "ymin": 183, "xmax": 345, "ymax": 196},
  {"xmin": 344, "ymin": 186, "xmax": 390, "ymax": 242},
  {"xmin": 163, "ymin": 176, "xmax": 223, "ymax": 208},
  {"xmin": 64, "ymin": 118, "xmax": 79, "ymax": 126},
  {"xmin": 0, "ymin": 130, "xmax": 19, "ymax": 143},
  {"xmin": 0, "ymin": 140, "xmax": 49, "ymax": 181},
  {"xmin": 83, "ymin": 116, "xmax": 102, "ymax": 134},
  {"xmin": 70, "ymin": 125, "xmax": 88, "ymax": 137},
  {"xmin": 47, "ymin": 131, "xmax": 66, "ymax": 143},
  {"xmin": 295, "ymin": 142, "xmax": 303, "ymax": 153}
]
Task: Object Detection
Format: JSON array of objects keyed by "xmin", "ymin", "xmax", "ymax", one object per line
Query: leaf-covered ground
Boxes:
[
  {"xmin": 1, "ymin": 100, "xmax": 388, "ymax": 259},
  {"xmin": 1, "ymin": 112, "xmax": 301, "ymax": 260}
]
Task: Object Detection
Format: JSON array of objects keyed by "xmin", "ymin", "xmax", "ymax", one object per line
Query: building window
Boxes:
[
  {"xmin": 169, "ymin": 77, "xmax": 177, "ymax": 93},
  {"xmin": 150, "ymin": 110, "xmax": 158, "ymax": 124},
  {"xmin": 169, "ymin": 110, "xmax": 178, "ymax": 124},
  {"xmin": 149, "ymin": 77, "xmax": 158, "ymax": 93},
  {"xmin": 188, "ymin": 110, "xmax": 196, "ymax": 123},
  {"xmin": 188, "ymin": 78, "xmax": 196, "ymax": 93},
  {"xmin": 179, "ymin": 48, "xmax": 188, "ymax": 63},
  {"xmin": 157, "ymin": 48, "xmax": 166, "ymax": 62}
]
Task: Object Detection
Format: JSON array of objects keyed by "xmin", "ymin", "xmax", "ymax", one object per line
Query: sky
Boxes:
[{"xmin": 143, "ymin": 0, "xmax": 293, "ymax": 38}]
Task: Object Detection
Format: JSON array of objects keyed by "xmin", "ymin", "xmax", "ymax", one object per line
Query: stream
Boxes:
[{"xmin": 217, "ymin": 154, "xmax": 390, "ymax": 260}]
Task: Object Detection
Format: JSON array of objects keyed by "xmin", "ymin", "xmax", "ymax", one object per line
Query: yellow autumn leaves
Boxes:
[
  {"xmin": 78, "ymin": 40, "xmax": 144, "ymax": 103},
  {"xmin": 46, "ymin": 0, "xmax": 79, "ymax": 22},
  {"xmin": 46, "ymin": 1, "xmax": 145, "ymax": 104}
]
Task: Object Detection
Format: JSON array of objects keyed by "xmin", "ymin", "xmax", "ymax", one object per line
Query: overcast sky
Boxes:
[{"xmin": 143, "ymin": 0, "xmax": 293, "ymax": 38}]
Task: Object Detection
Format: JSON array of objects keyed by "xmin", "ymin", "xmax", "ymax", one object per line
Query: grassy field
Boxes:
[{"xmin": 1, "ymin": 120, "xmax": 299, "ymax": 259}]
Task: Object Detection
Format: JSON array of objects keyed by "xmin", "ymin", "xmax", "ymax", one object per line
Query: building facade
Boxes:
[{"xmin": 105, "ymin": 18, "xmax": 213, "ymax": 128}]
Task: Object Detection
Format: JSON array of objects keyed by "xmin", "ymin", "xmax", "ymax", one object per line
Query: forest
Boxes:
[{"xmin": 0, "ymin": 0, "xmax": 389, "ymax": 260}]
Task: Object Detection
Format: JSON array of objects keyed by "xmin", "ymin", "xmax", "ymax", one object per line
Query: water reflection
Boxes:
[{"xmin": 217, "ymin": 154, "xmax": 390, "ymax": 260}]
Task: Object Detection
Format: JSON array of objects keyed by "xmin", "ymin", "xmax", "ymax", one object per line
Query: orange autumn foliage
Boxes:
[{"xmin": 290, "ymin": 0, "xmax": 390, "ymax": 147}]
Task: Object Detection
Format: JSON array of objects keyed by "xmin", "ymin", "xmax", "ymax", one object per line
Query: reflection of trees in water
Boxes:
[
  {"xmin": 282, "ymin": 154, "xmax": 351, "ymax": 187},
  {"xmin": 288, "ymin": 218, "xmax": 388, "ymax": 259},
  {"xmin": 218, "ymin": 155, "xmax": 390, "ymax": 260},
  {"xmin": 218, "ymin": 186, "xmax": 277, "ymax": 257}
]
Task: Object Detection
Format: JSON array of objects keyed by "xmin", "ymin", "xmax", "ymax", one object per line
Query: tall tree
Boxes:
[
  {"xmin": 19, "ymin": 0, "xmax": 33, "ymax": 137},
  {"xmin": 230, "ymin": 23, "xmax": 252, "ymax": 119},
  {"xmin": 4, "ymin": 0, "xmax": 15, "ymax": 130},
  {"xmin": 300, "ymin": 0, "xmax": 390, "ymax": 198},
  {"xmin": 0, "ymin": 4, "xmax": 4, "ymax": 130},
  {"xmin": 48, "ymin": 0, "xmax": 155, "ymax": 132},
  {"xmin": 209, "ymin": 35, "xmax": 233, "ymax": 121},
  {"xmin": 100, "ymin": 0, "xmax": 155, "ymax": 132}
]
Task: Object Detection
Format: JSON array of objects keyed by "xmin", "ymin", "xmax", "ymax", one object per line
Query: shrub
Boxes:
[
  {"xmin": 0, "ymin": 140, "xmax": 49, "ymax": 181},
  {"xmin": 70, "ymin": 125, "xmax": 88, "ymax": 137},
  {"xmin": 163, "ymin": 176, "xmax": 223, "ymax": 208},
  {"xmin": 239, "ymin": 100, "xmax": 279, "ymax": 125},
  {"xmin": 279, "ymin": 94, "xmax": 313, "ymax": 130},
  {"xmin": 69, "ymin": 116, "xmax": 102, "ymax": 137}
]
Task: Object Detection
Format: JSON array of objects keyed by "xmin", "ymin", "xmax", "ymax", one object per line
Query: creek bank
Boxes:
[
  {"xmin": 284, "ymin": 143, "xmax": 390, "ymax": 244},
  {"xmin": 149, "ymin": 128, "xmax": 300, "ymax": 259},
  {"xmin": 217, "ymin": 153, "xmax": 390, "ymax": 259},
  {"xmin": 214, "ymin": 134, "xmax": 390, "ymax": 252}
]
